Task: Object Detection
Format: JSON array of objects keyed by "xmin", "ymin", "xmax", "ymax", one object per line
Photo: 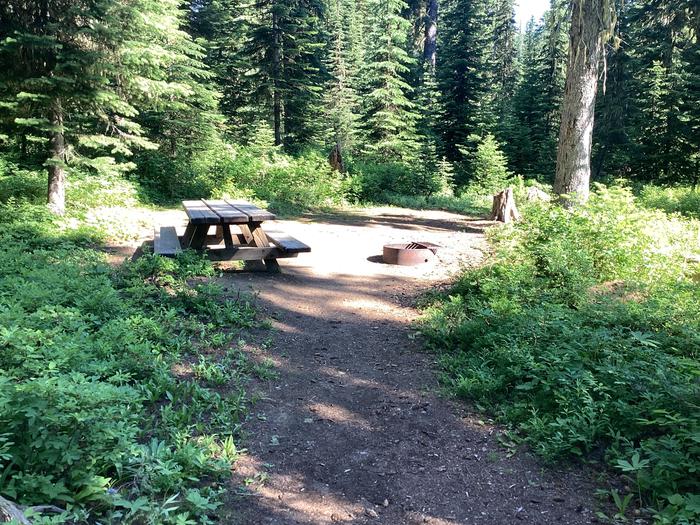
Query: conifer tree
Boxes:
[
  {"xmin": 508, "ymin": 0, "xmax": 568, "ymax": 178},
  {"xmin": 553, "ymin": 0, "xmax": 616, "ymax": 204},
  {"xmin": 0, "ymin": 0, "xmax": 215, "ymax": 213},
  {"xmin": 360, "ymin": 0, "xmax": 420, "ymax": 159},
  {"xmin": 437, "ymin": 0, "xmax": 494, "ymax": 160},
  {"xmin": 219, "ymin": 0, "xmax": 327, "ymax": 149},
  {"xmin": 322, "ymin": 0, "xmax": 361, "ymax": 162}
]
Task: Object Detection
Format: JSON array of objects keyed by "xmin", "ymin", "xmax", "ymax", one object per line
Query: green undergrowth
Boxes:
[
  {"xmin": 419, "ymin": 185, "xmax": 700, "ymax": 523},
  {"xmin": 0, "ymin": 203, "xmax": 260, "ymax": 523},
  {"xmin": 365, "ymin": 192, "xmax": 489, "ymax": 216},
  {"xmin": 638, "ymin": 185, "xmax": 700, "ymax": 219}
]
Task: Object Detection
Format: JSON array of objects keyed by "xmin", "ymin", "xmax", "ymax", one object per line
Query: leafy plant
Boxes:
[
  {"xmin": 0, "ymin": 203, "xmax": 261, "ymax": 522},
  {"xmin": 419, "ymin": 185, "xmax": 700, "ymax": 520}
]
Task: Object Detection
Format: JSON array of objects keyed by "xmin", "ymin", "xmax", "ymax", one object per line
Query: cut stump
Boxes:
[{"xmin": 491, "ymin": 188, "xmax": 521, "ymax": 223}]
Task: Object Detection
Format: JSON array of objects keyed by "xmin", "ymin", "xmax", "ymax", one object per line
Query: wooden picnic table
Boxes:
[{"xmin": 154, "ymin": 199, "xmax": 310, "ymax": 272}]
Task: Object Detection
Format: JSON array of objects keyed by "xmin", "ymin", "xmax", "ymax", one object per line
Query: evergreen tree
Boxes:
[
  {"xmin": 188, "ymin": 0, "xmax": 251, "ymax": 139},
  {"xmin": 506, "ymin": 17, "xmax": 542, "ymax": 174},
  {"xmin": 322, "ymin": 0, "xmax": 362, "ymax": 161},
  {"xmin": 490, "ymin": 0, "xmax": 518, "ymax": 136},
  {"xmin": 359, "ymin": 0, "xmax": 420, "ymax": 159},
  {"xmin": 553, "ymin": 0, "xmax": 616, "ymax": 204},
  {"xmin": 437, "ymin": 0, "xmax": 494, "ymax": 161},
  {"xmin": 622, "ymin": 0, "xmax": 698, "ymax": 183},
  {"xmin": 508, "ymin": 0, "xmax": 568, "ymax": 179},
  {"xmin": 210, "ymin": 0, "xmax": 326, "ymax": 148},
  {"xmin": 0, "ymin": 0, "xmax": 211, "ymax": 213},
  {"xmin": 591, "ymin": 0, "xmax": 630, "ymax": 179}
]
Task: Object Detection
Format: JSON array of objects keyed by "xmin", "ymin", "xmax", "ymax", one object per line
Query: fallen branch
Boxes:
[
  {"xmin": 0, "ymin": 496, "xmax": 65, "ymax": 524},
  {"xmin": 0, "ymin": 495, "xmax": 31, "ymax": 524}
]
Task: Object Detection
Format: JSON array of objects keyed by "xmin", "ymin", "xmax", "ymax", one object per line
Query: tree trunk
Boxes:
[
  {"xmin": 424, "ymin": 0, "xmax": 438, "ymax": 71},
  {"xmin": 491, "ymin": 188, "xmax": 521, "ymax": 223},
  {"xmin": 47, "ymin": 99, "xmax": 66, "ymax": 215},
  {"xmin": 272, "ymin": 8, "xmax": 283, "ymax": 147},
  {"xmin": 553, "ymin": 0, "xmax": 612, "ymax": 206}
]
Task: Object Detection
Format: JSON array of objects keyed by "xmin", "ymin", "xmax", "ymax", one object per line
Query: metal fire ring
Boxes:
[{"xmin": 383, "ymin": 242, "xmax": 440, "ymax": 266}]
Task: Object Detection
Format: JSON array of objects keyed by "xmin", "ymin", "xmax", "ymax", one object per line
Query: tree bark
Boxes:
[
  {"xmin": 553, "ymin": 0, "xmax": 612, "ymax": 206},
  {"xmin": 328, "ymin": 142, "xmax": 345, "ymax": 172},
  {"xmin": 491, "ymin": 188, "xmax": 521, "ymax": 223},
  {"xmin": 424, "ymin": 0, "xmax": 438, "ymax": 71},
  {"xmin": 47, "ymin": 99, "xmax": 66, "ymax": 215},
  {"xmin": 0, "ymin": 495, "xmax": 31, "ymax": 524}
]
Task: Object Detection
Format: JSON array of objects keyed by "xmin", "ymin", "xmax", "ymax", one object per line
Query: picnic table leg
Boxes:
[
  {"xmin": 239, "ymin": 223, "xmax": 280, "ymax": 273},
  {"xmin": 182, "ymin": 224, "xmax": 196, "ymax": 248},
  {"xmin": 222, "ymin": 224, "xmax": 234, "ymax": 249},
  {"xmin": 188, "ymin": 224, "xmax": 209, "ymax": 250}
]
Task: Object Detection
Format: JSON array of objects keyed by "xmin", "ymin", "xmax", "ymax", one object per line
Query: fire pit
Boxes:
[{"xmin": 383, "ymin": 242, "xmax": 440, "ymax": 266}]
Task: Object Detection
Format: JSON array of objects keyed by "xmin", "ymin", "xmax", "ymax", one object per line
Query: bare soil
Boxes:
[{"xmin": 208, "ymin": 207, "xmax": 602, "ymax": 525}]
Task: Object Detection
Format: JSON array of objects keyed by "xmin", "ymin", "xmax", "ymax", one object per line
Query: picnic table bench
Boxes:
[{"xmin": 154, "ymin": 199, "xmax": 310, "ymax": 272}]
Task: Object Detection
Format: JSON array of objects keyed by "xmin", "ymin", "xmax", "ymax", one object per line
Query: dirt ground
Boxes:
[{"xmin": 198, "ymin": 206, "xmax": 604, "ymax": 525}]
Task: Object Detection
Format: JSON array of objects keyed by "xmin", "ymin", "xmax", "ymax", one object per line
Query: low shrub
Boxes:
[
  {"xmin": 461, "ymin": 134, "xmax": 513, "ymax": 194},
  {"xmin": 0, "ymin": 157, "xmax": 46, "ymax": 203},
  {"xmin": 135, "ymin": 145, "xmax": 349, "ymax": 213},
  {"xmin": 420, "ymin": 185, "xmax": 700, "ymax": 521},
  {"xmin": 346, "ymin": 156, "xmax": 450, "ymax": 201},
  {"xmin": 638, "ymin": 184, "xmax": 700, "ymax": 219},
  {"xmin": 0, "ymin": 203, "xmax": 258, "ymax": 523}
]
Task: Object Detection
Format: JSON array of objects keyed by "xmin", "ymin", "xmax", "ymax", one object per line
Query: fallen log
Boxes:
[{"xmin": 0, "ymin": 495, "xmax": 31, "ymax": 524}]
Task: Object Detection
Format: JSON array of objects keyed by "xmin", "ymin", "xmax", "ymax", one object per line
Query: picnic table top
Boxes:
[{"xmin": 182, "ymin": 199, "xmax": 275, "ymax": 225}]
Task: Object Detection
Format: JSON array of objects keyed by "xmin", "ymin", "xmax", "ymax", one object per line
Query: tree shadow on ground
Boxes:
[{"xmin": 216, "ymin": 250, "xmax": 602, "ymax": 525}]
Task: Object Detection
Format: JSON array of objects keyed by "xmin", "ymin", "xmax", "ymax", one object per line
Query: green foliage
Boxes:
[
  {"xmin": 346, "ymin": 157, "xmax": 448, "ymax": 201},
  {"xmin": 437, "ymin": 0, "xmax": 496, "ymax": 158},
  {"xmin": 359, "ymin": 0, "xmax": 420, "ymax": 159},
  {"xmin": 136, "ymin": 145, "xmax": 348, "ymax": 212},
  {"xmin": 461, "ymin": 134, "xmax": 512, "ymax": 193},
  {"xmin": 420, "ymin": 185, "xmax": 700, "ymax": 519},
  {"xmin": 593, "ymin": 0, "xmax": 699, "ymax": 184},
  {"xmin": 0, "ymin": 0, "xmax": 221, "ymax": 186},
  {"xmin": 0, "ymin": 203, "xmax": 258, "ymax": 522},
  {"xmin": 637, "ymin": 185, "xmax": 700, "ymax": 219},
  {"xmin": 505, "ymin": 2, "xmax": 568, "ymax": 178}
]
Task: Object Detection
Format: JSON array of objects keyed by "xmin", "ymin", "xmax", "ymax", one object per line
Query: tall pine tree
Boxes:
[
  {"xmin": 0, "ymin": 0, "xmax": 212, "ymax": 213},
  {"xmin": 360, "ymin": 0, "xmax": 420, "ymax": 159}
]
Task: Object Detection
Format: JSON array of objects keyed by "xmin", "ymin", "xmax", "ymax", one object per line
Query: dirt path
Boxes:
[{"xmin": 210, "ymin": 207, "xmax": 601, "ymax": 525}]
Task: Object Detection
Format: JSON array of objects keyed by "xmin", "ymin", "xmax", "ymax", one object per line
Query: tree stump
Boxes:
[
  {"xmin": 328, "ymin": 143, "xmax": 344, "ymax": 173},
  {"xmin": 491, "ymin": 188, "xmax": 521, "ymax": 223}
]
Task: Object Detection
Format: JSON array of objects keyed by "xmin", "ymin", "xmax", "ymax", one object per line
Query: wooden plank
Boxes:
[
  {"xmin": 154, "ymin": 226, "xmax": 182, "ymax": 256},
  {"xmin": 203, "ymin": 200, "xmax": 249, "ymax": 224},
  {"xmin": 205, "ymin": 246, "xmax": 297, "ymax": 261},
  {"xmin": 238, "ymin": 224, "xmax": 254, "ymax": 244},
  {"xmin": 189, "ymin": 224, "xmax": 209, "ymax": 250},
  {"xmin": 182, "ymin": 200, "xmax": 221, "ymax": 225},
  {"xmin": 182, "ymin": 223, "xmax": 196, "ymax": 247},
  {"xmin": 249, "ymin": 222, "xmax": 271, "ymax": 247},
  {"xmin": 265, "ymin": 230, "xmax": 311, "ymax": 253},
  {"xmin": 224, "ymin": 199, "xmax": 276, "ymax": 221},
  {"xmin": 222, "ymin": 224, "xmax": 234, "ymax": 249}
]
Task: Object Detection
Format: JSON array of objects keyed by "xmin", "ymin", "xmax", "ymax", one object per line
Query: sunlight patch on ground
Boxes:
[{"xmin": 308, "ymin": 402, "xmax": 373, "ymax": 431}]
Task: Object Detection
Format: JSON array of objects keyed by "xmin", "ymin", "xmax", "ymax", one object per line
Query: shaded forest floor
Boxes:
[{"xmin": 195, "ymin": 207, "xmax": 603, "ymax": 525}]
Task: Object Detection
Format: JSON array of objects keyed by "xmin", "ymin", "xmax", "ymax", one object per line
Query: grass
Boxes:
[{"xmin": 419, "ymin": 185, "xmax": 700, "ymax": 524}]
